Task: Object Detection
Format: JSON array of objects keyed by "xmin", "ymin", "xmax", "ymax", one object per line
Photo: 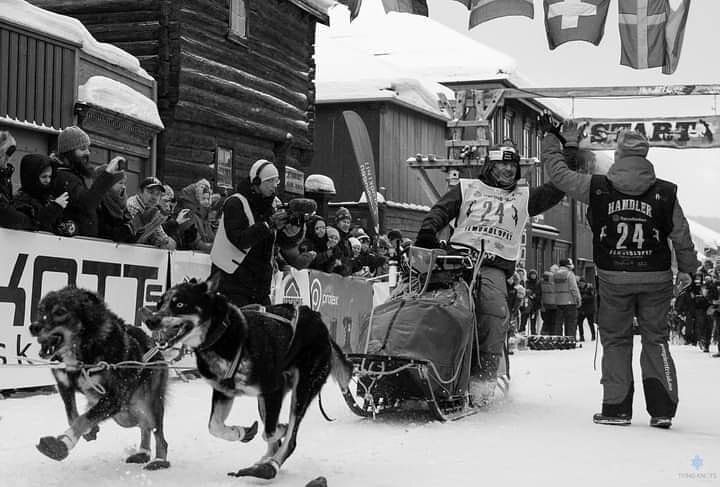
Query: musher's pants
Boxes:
[
  {"xmin": 473, "ymin": 266, "xmax": 509, "ymax": 356},
  {"xmin": 598, "ymin": 280, "xmax": 678, "ymax": 418}
]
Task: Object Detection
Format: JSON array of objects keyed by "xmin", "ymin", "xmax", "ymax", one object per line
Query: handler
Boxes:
[
  {"xmin": 414, "ymin": 139, "xmax": 571, "ymax": 405},
  {"xmin": 542, "ymin": 122, "xmax": 697, "ymax": 428},
  {"xmin": 210, "ymin": 159, "xmax": 288, "ymax": 307}
]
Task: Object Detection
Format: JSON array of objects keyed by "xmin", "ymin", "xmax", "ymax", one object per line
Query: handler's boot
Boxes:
[{"xmin": 469, "ymin": 353, "xmax": 501, "ymax": 407}]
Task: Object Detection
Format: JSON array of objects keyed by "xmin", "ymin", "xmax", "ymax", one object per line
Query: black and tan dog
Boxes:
[
  {"xmin": 29, "ymin": 286, "xmax": 170, "ymax": 469},
  {"xmin": 142, "ymin": 276, "xmax": 352, "ymax": 480}
]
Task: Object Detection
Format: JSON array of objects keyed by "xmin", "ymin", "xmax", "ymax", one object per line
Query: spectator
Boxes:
[
  {"xmin": 355, "ymin": 229, "xmax": 386, "ymax": 276},
  {"xmin": 95, "ymin": 165, "xmax": 136, "ymax": 242},
  {"xmin": 305, "ymin": 215, "xmax": 328, "ymax": 253},
  {"xmin": 374, "ymin": 235, "xmax": 392, "ymax": 275},
  {"xmin": 387, "ymin": 228, "xmax": 403, "ymax": 256},
  {"xmin": 690, "ymin": 273, "xmax": 717, "ymax": 353},
  {"xmin": 311, "ymin": 226, "xmax": 346, "ymax": 275},
  {"xmin": 277, "ymin": 212, "xmax": 312, "ymax": 270},
  {"xmin": 0, "ymin": 131, "xmax": 34, "ymax": 230},
  {"xmin": 334, "ymin": 206, "xmax": 353, "ymax": 259},
  {"xmin": 539, "ymin": 269, "xmax": 557, "ymax": 335},
  {"xmin": 13, "ymin": 154, "xmax": 68, "ymax": 232},
  {"xmin": 126, "ymin": 177, "xmax": 176, "ymax": 250},
  {"xmin": 521, "ymin": 269, "xmax": 541, "ymax": 335},
  {"xmin": 348, "ymin": 236, "xmax": 367, "ymax": 276},
  {"xmin": 159, "ymin": 185, "xmax": 194, "ymax": 248},
  {"xmin": 175, "ymin": 178, "xmax": 215, "ymax": 251},
  {"xmin": 553, "ymin": 258, "xmax": 581, "ymax": 338},
  {"xmin": 51, "ymin": 126, "xmax": 120, "ymax": 237}
]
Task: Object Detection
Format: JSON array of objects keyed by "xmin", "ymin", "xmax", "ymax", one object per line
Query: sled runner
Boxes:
[{"xmin": 343, "ymin": 244, "xmax": 510, "ymax": 421}]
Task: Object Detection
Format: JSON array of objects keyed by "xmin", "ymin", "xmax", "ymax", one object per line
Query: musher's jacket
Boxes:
[
  {"xmin": 542, "ymin": 134, "xmax": 699, "ymax": 284},
  {"xmin": 417, "ymin": 171, "xmax": 568, "ymax": 277}
]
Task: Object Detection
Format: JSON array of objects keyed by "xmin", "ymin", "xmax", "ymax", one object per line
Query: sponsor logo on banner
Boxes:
[
  {"xmin": 578, "ymin": 115, "xmax": 720, "ymax": 150},
  {"xmin": 310, "ymin": 278, "xmax": 322, "ymax": 311},
  {"xmin": 0, "ymin": 229, "xmax": 168, "ymax": 389}
]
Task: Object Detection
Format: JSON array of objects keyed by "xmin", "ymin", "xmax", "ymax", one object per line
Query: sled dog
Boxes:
[
  {"xmin": 142, "ymin": 275, "xmax": 352, "ymax": 480},
  {"xmin": 30, "ymin": 286, "xmax": 170, "ymax": 469}
]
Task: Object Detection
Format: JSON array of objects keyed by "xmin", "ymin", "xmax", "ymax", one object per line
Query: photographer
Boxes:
[
  {"xmin": 276, "ymin": 199, "xmax": 318, "ymax": 270},
  {"xmin": 210, "ymin": 159, "xmax": 285, "ymax": 307}
]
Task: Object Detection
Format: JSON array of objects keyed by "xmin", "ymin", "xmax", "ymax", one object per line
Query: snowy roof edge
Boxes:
[{"xmin": 287, "ymin": 0, "xmax": 336, "ymax": 25}]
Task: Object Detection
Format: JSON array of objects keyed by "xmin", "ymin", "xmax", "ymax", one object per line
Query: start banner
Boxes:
[
  {"xmin": 578, "ymin": 115, "xmax": 720, "ymax": 150},
  {"xmin": 0, "ymin": 229, "xmax": 169, "ymax": 389}
]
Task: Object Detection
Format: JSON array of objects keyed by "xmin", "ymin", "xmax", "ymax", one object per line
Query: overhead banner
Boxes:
[
  {"xmin": 0, "ymin": 229, "xmax": 169, "ymax": 389},
  {"xmin": 577, "ymin": 115, "xmax": 719, "ymax": 150}
]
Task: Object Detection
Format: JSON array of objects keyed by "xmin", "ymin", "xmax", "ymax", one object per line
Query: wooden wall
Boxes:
[{"xmin": 32, "ymin": 0, "xmax": 319, "ymax": 190}]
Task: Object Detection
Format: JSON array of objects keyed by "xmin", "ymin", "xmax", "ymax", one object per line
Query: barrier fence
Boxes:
[{"xmin": 0, "ymin": 228, "xmax": 387, "ymax": 390}]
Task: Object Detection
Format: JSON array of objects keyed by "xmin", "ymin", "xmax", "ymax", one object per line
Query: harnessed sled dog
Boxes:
[
  {"xmin": 29, "ymin": 286, "xmax": 170, "ymax": 469},
  {"xmin": 142, "ymin": 275, "xmax": 352, "ymax": 480}
]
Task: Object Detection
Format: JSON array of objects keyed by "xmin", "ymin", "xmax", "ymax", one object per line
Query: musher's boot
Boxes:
[
  {"xmin": 469, "ymin": 352, "xmax": 501, "ymax": 407},
  {"xmin": 592, "ymin": 413, "xmax": 631, "ymax": 426},
  {"xmin": 649, "ymin": 417, "xmax": 672, "ymax": 429}
]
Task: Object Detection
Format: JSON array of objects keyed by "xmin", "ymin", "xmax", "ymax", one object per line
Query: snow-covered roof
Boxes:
[
  {"xmin": 1, "ymin": 0, "xmax": 152, "ymax": 80},
  {"xmin": 289, "ymin": 0, "xmax": 337, "ymax": 24},
  {"xmin": 688, "ymin": 218, "xmax": 720, "ymax": 251},
  {"xmin": 78, "ymin": 76, "xmax": 163, "ymax": 129}
]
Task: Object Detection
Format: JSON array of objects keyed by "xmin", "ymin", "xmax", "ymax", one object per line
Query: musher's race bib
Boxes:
[{"xmin": 451, "ymin": 179, "xmax": 529, "ymax": 260}]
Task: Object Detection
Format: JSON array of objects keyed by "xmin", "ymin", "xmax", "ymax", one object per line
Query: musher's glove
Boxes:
[
  {"xmin": 561, "ymin": 119, "xmax": 587, "ymax": 146},
  {"xmin": 414, "ymin": 230, "xmax": 440, "ymax": 249},
  {"xmin": 537, "ymin": 110, "xmax": 565, "ymax": 145}
]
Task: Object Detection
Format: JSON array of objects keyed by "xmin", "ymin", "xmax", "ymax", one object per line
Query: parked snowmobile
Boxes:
[{"xmin": 343, "ymin": 243, "xmax": 510, "ymax": 421}]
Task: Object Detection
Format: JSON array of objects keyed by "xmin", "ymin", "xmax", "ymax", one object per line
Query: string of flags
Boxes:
[{"xmin": 335, "ymin": 0, "xmax": 691, "ymax": 74}]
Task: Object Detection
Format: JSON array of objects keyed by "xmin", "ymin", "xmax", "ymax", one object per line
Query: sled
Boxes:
[{"xmin": 343, "ymin": 244, "xmax": 511, "ymax": 421}]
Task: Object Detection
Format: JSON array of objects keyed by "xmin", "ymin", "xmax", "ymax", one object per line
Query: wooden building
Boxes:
[
  {"xmin": 1, "ymin": 2, "xmax": 162, "ymax": 193},
  {"xmin": 31, "ymin": 0, "xmax": 333, "ymax": 190}
]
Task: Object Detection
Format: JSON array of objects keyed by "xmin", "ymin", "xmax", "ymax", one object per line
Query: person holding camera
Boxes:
[
  {"xmin": 211, "ymin": 159, "xmax": 286, "ymax": 307},
  {"xmin": 51, "ymin": 126, "xmax": 121, "ymax": 237},
  {"xmin": 414, "ymin": 137, "xmax": 570, "ymax": 406}
]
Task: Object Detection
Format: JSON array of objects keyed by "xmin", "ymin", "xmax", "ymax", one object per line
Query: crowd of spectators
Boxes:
[
  {"xmin": 673, "ymin": 259, "xmax": 720, "ymax": 356},
  {"xmin": 0, "ymin": 127, "xmax": 221, "ymax": 252}
]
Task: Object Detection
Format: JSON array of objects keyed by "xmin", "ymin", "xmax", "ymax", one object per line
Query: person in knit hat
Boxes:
[
  {"xmin": 310, "ymin": 226, "xmax": 346, "ymax": 275},
  {"xmin": 334, "ymin": 206, "xmax": 353, "ymax": 259},
  {"xmin": 51, "ymin": 126, "xmax": 123, "ymax": 237},
  {"xmin": 543, "ymin": 123, "xmax": 699, "ymax": 429},
  {"xmin": 12, "ymin": 154, "xmax": 69, "ymax": 232}
]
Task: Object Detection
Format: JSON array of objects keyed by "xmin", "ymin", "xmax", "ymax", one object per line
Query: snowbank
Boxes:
[
  {"xmin": 78, "ymin": 77, "xmax": 163, "ymax": 129},
  {"xmin": 1, "ymin": 0, "xmax": 152, "ymax": 80}
]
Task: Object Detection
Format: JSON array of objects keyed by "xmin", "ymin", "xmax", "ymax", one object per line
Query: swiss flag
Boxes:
[{"xmin": 544, "ymin": 0, "xmax": 611, "ymax": 50}]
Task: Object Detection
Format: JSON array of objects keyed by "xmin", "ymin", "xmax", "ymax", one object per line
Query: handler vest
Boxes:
[
  {"xmin": 451, "ymin": 178, "xmax": 529, "ymax": 261},
  {"xmin": 210, "ymin": 193, "xmax": 255, "ymax": 274},
  {"xmin": 588, "ymin": 175, "xmax": 676, "ymax": 272}
]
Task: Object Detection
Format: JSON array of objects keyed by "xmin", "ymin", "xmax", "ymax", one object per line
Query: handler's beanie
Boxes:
[
  {"xmin": 57, "ymin": 126, "xmax": 91, "ymax": 154},
  {"xmin": 616, "ymin": 130, "xmax": 649, "ymax": 157},
  {"xmin": 249, "ymin": 159, "xmax": 279, "ymax": 182}
]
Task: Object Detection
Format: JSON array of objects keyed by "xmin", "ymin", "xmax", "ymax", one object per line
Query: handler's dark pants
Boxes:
[
  {"xmin": 540, "ymin": 309, "xmax": 556, "ymax": 335},
  {"xmin": 577, "ymin": 308, "xmax": 596, "ymax": 341},
  {"xmin": 469, "ymin": 266, "xmax": 509, "ymax": 382},
  {"xmin": 556, "ymin": 305, "xmax": 578, "ymax": 338},
  {"xmin": 598, "ymin": 280, "xmax": 678, "ymax": 418}
]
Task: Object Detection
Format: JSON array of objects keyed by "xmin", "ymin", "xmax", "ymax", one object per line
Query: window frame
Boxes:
[{"xmin": 228, "ymin": 0, "xmax": 249, "ymax": 44}]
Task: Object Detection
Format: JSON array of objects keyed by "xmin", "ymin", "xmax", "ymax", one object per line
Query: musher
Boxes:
[{"xmin": 414, "ymin": 136, "xmax": 572, "ymax": 405}]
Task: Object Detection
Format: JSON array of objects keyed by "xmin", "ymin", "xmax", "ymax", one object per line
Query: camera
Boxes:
[{"xmin": 276, "ymin": 198, "xmax": 317, "ymax": 227}]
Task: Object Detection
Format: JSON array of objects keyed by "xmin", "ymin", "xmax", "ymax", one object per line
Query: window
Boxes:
[
  {"xmin": 522, "ymin": 127, "xmax": 530, "ymax": 157},
  {"xmin": 229, "ymin": 0, "xmax": 248, "ymax": 40},
  {"xmin": 534, "ymin": 165, "xmax": 542, "ymax": 187},
  {"xmin": 503, "ymin": 116, "xmax": 512, "ymax": 142}
]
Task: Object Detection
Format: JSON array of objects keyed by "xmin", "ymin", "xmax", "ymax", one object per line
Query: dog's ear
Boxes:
[{"xmin": 205, "ymin": 271, "xmax": 222, "ymax": 294}]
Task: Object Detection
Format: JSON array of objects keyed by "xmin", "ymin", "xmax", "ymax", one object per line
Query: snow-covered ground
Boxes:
[{"xmin": 1, "ymin": 339, "xmax": 718, "ymax": 487}]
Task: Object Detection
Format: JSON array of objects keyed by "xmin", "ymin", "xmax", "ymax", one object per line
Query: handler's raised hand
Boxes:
[
  {"xmin": 537, "ymin": 110, "xmax": 563, "ymax": 139},
  {"xmin": 53, "ymin": 192, "xmax": 69, "ymax": 209},
  {"xmin": 561, "ymin": 120, "xmax": 587, "ymax": 145},
  {"xmin": 105, "ymin": 156, "xmax": 125, "ymax": 174}
]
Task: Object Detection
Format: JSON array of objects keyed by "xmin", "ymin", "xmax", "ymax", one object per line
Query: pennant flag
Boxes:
[
  {"xmin": 451, "ymin": 0, "xmax": 534, "ymax": 28},
  {"xmin": 382, "ymin": 0, "xmax": 429, "ymax": 16},
  {"xmin": 336, "ymin": 0, "xmax": 363, "ymax": 20},
  {"xmin": 544, "ymin": 0, "xmax": 611, "ymax": 50},
  {"xmin": 662, "ymin": 0, "xmax": 691, "ymax": 74},
  {"xmin": 619, "ymin": 0, "xmax": 667, "ymax": 69}
]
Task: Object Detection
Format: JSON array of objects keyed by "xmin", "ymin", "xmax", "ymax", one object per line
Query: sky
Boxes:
[{"xmin": 421, "ymin": 0, "xmax": 720, "ymax": 218}]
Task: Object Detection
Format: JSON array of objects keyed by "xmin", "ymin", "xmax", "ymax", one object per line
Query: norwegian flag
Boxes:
[
  {"xmin": 619, "ymin": 0, "xmax": 667, "ymax": 69},
  {"xmin": 452, "ymin": 0, "xmax": 534, "ymax": 28},
  {"xmin": 543, "ymin": 0, "xmax": 611, "ymax": 50}
]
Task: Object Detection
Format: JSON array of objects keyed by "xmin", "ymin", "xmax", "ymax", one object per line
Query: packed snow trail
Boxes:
[{"xmin": 1, "ymin": 339, "xmax": 718, "ymax": 487}]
